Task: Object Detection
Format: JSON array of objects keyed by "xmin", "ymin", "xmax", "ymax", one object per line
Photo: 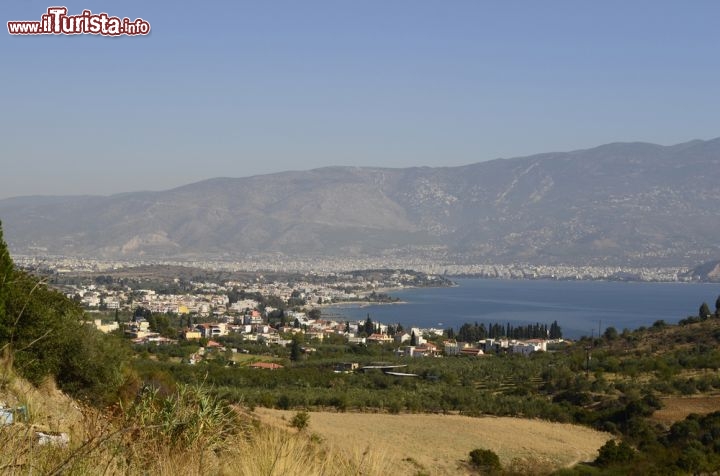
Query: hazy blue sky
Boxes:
[{"xmin": 2, "ymin": 1, "xmax": 720, "ymax": 199}]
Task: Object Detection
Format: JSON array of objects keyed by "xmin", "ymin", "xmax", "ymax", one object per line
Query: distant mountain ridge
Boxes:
[{"xmin": 2, "ymin": 138, "xmax": 720, "ymax": 266}]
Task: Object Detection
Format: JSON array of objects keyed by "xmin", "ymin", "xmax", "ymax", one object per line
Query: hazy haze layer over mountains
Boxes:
[{"xmin": 2, "ymin": 138, "xmax": 720, "ymax": 267}]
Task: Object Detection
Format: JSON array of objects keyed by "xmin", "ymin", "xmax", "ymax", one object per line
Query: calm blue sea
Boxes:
[{"xmin": 326, "ymin": 279, "xmax": 720, "ymax": 339}]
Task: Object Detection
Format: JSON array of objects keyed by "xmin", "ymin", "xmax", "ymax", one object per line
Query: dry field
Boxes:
[
  {"xmin": 651, "ymin": 395, "xmax": 720, "ymax": 426},
  {"xmin": 254, "ymin": 408, "xmax": 612, "ymax": 475}
]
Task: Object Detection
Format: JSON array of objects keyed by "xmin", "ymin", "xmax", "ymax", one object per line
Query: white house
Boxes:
[{"xmin": 444, "ymin": 340, "xmax": 460, "ymax": 356}]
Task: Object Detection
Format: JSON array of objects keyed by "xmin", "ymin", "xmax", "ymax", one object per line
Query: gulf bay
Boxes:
[{"xmin": 327, "ymin": 279, "xmax": 720, "ymax": 339}]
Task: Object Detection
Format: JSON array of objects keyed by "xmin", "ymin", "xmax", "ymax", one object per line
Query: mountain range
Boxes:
[{"xmin": 2, "ymin": 138, "xmax": 720, "ymax": 267}]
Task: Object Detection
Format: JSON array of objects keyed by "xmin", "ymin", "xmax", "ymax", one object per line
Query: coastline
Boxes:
[
  {"xmin": 312, "ymin": 278, "xmax": 718, "ymax": 339},
  {"xmin": 314, "ymin": 284, "xmax": 431, "ymax": 310},
  {"xmin": 315, "ymin": 280, "xmax": 458, "ymax": 311},
  {"xmin": 317, "ymin": 287, "xmax": 410, "ymax": 311},
  {"xmin": 320, "ymin": 299, "xmax": 407, "ymax": 310}
]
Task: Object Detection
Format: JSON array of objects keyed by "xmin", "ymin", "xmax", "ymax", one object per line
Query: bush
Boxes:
[
  {"xmin": 0, "ymin": 227, "xmax": 131, "ymax": 405},
  {"xmin": 290, "ymin": 410, "xmax": 310, "ymax": 431},
  {"xmin": 3, "ymin": 271, "xmax": 86, "ymax": 382},
  {"xmin": 123, "ymin": 382, "xmax": 236, "ymax": 450},
  {"xmin": 469, "ymin": 448, "xmax": 501, "ymax": 472},
  {"xmin": 594, "ymin": 439, "xmax": 635, "ymax": 467},
  {"xmin": 277, "ymin": 394, "xmax": 291, "ymax": 410}
]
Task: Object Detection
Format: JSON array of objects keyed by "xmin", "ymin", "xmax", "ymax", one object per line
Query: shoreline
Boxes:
[
  {"xmin": 320, "ymin": 299, "xmax": 408, "ymax": 310},
  {"xmin": 316, "ymin": 286, "xmax": 411, "ymax": 310},
  {"xmin": 315, "ymin": 283, "xmax": 443, "ymax": 310}
]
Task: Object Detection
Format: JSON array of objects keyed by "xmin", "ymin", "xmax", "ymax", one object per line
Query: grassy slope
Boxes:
[
  {"xmin": 255, "ymin": 408, "xmax": 611, "ymax": 475},
  {"xmin": 0, "ymin": 371, "xmax": 395, "ymax": 475},
  {"xmin": 650, "ymin": 395, "xmax": 720, "ymax": 425}
]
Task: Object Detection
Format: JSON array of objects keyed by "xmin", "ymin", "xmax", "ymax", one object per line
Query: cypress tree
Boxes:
[
  {"xmin": 290, "ymin": 336, "xmax": 301, "ymax": 361},
  {"xmin": 364, "ymin": 315, "xmax": 374, "ymax": 336},
  {"xmin": 700, "ymin": 302, "xmax": 711, "ymax": 320}
]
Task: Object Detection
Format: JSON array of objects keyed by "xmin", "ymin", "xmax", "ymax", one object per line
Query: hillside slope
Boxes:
[
  {"xmin": 2, "ymin": 138, "xmax": 720, "ymax": 266},
  {"xmin": 256, "ymin": 408, "xmax": 611, "ymax": 475}
]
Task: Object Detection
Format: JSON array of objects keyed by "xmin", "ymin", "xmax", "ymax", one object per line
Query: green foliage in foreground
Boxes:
[
  {"xmin": 0, "ymin": 221, "xmax": 131, "ymax": 405},
  {"xmin": 122, "ymin": 382, "xmax": 237, "ymax": 450}
]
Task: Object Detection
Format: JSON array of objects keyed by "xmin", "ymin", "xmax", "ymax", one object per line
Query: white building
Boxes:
[{"xmin": 444, "ymin": 340, "xmax": 460, "ymax": 356}]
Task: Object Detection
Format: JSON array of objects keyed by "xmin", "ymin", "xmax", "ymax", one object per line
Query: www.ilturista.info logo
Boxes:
[{"xmin": 8, "ymin": 7, "xmax": 150, "ymax": 36}]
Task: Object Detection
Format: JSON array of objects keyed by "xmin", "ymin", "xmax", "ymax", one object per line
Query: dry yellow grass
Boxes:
[
  {"xmin": 0, "ymin": 372, "xmax": 84, "ymax": 435},
  {"xmin": 651, "ymin": 395, "xmax": 720, "ymax": 426},
  {"xmin": 1, "ymin": 364, "xmax": 393, "ymax": 476},
  {"xmin": 220, "ymin": 424, "xmax": 394, "ymax": 476},
  {"xmin": 1, "ymin": 356, "xmax": 607, "ymax": 476},
  {"xmin": 254, "ymin": 408, "xmax": 612, "ymax": 475},
  {"xmin": 1, "ymin": 411, "xmax": 394, "ymax": 476}
]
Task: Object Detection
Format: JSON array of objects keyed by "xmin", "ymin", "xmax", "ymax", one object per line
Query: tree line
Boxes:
[{"xmin": 449, "ymin": 320, "xmax": 562, "ymax": 342}]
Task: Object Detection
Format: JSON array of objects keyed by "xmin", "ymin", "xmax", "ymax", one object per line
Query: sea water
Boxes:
[{"xmin": 327, "ymin": 278, "xmax": 720, "ymax": 339}]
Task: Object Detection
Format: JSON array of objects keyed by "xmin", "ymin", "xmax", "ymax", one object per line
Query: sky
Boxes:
[{"xmin": 2, "ymin": 1, "xmax": 720, "ymax": 199}]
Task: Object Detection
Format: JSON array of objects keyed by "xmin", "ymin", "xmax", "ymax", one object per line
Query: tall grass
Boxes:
[
  {"xmin": 221, "ymin": 424, "xmax": 393, "ymax": 476},
  {"xmin": 0, "ymin": 380, "xmax": 393, "ymax": 475},
  {"xmin": 122, "ymin": 382, "xmax": 236, "ymax": 450}
]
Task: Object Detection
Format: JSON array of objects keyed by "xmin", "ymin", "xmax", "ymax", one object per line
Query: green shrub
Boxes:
[
  {"xmin": 0, "ymin": 223, "xmax": 130, "ymax": 405},
  {"xmin": 469, "ymin": 448, "xmax": 501, "ymax": 472},
  {"xmin": 290, "ymin": 410, "xmax": 310, "ymax": 431},
  {"xmin": 123, "ymin": 382, "xmax": 236, "ymax": 450},
  {"xmin": 594, "ymin": 440, "xmax": 635, "ymax": 467}
]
